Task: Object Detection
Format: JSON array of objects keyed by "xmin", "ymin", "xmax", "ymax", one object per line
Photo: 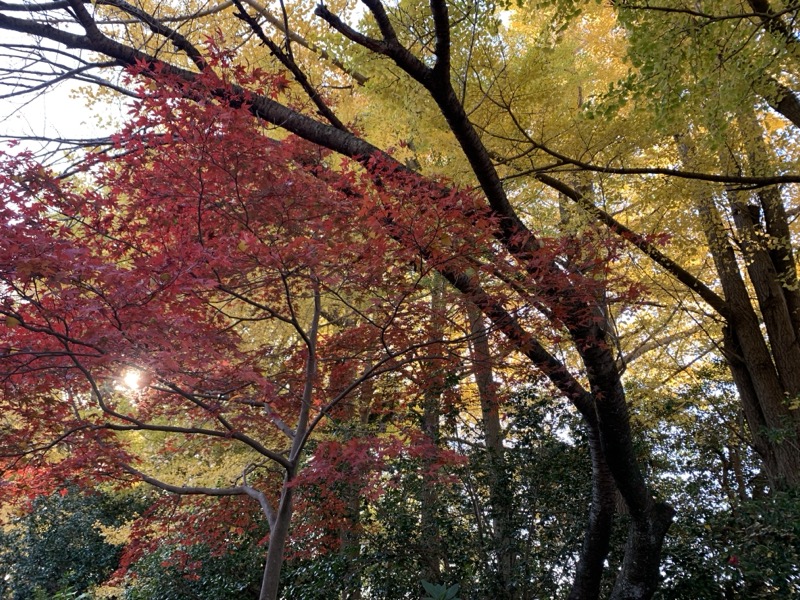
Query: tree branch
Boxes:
[{"xmin": 121, "ymin": 462, "xmax": 277, "ymax": 527}]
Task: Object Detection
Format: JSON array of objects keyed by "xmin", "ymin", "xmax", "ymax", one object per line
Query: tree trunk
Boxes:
[
  {"xmin": 570, "ymin": 320, "xmax": 675, "ymax": 599},
  {"xmin": 259, "ymin": 484, "xmax": 295, "ymax": 600},
  {"xmin": 467, "ymin": 302, "xmax": 516, "ymax": 598},
  {"xmin": 558, "ymin": 182, "xmax": 619, "ymax": 600},
  {"xmin": 338, "ymin": 374, "xmax": 375, "ymax": 600},
  {"xmin": 738, "ymin": 109, "xmax": 800, "ymax": 388},
  {"xmin": 567, "ymin": 421, "xmax": 616, "ymax": 600},
  {"xmin": 723, "ymin": 183, "xmax": 800, "ymax": 397},
  {"xmin": 608, "ymin": 503, "xmax": 675, "ymax": 600},
  {"xmin": 419, "ymin": 277, "xmax": 446, "ymax": 585},
  {"xmin": 339, "ymin": 485, "xmax": 363, "ymax": 600},
  {"xmin": 693, "ymin": 183, "xmax": 800, "ymax": 487}
]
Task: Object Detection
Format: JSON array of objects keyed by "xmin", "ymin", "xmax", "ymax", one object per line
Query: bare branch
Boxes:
[
  {"xmin": 232, "ymin": 0, "xmax": 347, "ymax": 130},
  {"xmin": 121, "ymin": 462, "xmax": 276, "ymax": 526}
]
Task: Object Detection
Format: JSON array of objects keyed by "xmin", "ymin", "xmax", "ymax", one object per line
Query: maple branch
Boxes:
[
  {"xmin": 261, "ymin": 401, "xmax": 295, "ymax": 439},
  {"xmin": 1, "ymin": 308, "xmax": 106, "ymax": 356},
  {"xmin": 157, "ymin": 381, "xmax": 239, "ymax": 432},
  {"xmin": 214, "ymin": 279, "xmax": 297, "ymax": 325},
  {"xmin": 104, "ymin": 421, "xmax": 292, "ymax": 470},
  {"xmin": 0, "ymin": 423, "xmax": 94, "ymax": 458},
  {"xmin": 280, "ymin": 271, "xmax": 316, "ymax": 352},
  {"xmin": 121, "ymin": 463, "xmax": 277, "ymax": 527},
  {"xmin": 240, "ymin": 463, "xmax": 277, "ymax": 528},
  {"xmin": 65, "ymin": 353, "xmax": 149, "ymax": 428},
  {"xmin": 288, "ymin": 278, "xmax": 319, "ymax": 463},
  {"xmin": 301, "ymin": 348, "xmax": 445, "ymax": 448}
]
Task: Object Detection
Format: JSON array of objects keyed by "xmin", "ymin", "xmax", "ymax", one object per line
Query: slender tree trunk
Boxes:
[
  {"xmin": 467, "ymin": 302, "xmax": 516, "ymax": 598},
  {"xmin": 259, "ymin": 484, "xmax": 295, "ymax": 600},
  {"xmin": 339, "ymin": 486, "xmax": 363, "ymax": 600},
  {"xmin": 420, "ymin": 392, "xmax": 443, "ymax": 584},
  {"xmin": 418, "ymin": 277, "xmax": 446, "ymax": 585},
  {"xmin": 338, "ymin": 374, "xmax": 376, "ymax": 600}
]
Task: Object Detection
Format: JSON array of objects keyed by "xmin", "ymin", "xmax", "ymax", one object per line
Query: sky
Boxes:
[
  {"xmin": 2, "ymin": 82, "xmax": 108, "ymax": 140},
  {"xmin": 1, "ymin": 31, "xmax": 123, "ymax": 159}
]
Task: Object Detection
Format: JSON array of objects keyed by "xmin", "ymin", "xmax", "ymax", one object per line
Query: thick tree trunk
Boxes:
[
  {"xmin": 558, "ymin": 186, "xmax": 619, "ymax": 600},
  {"xmin": 567, "ymin": 421, "xmax": 616, "ymax": 600},
  {"xmin": 739, "ymin": 109, "xmax": 800, "ymax": 393},
  {"xmin": 694, "ymin": 185, "xmax": 800, "ymax": 487},
  {"xmin": 758, "ymin": 185, "xmax": 800, "ymax": 335},
  {"xmin": 763, "ymin": 80, "xmax": 800, "ymax": 129},
  {"xmin": 609, "ymin": 503, "xmax": 675, "ymax": 600},
  {"xmin": 721, "ymin": 326, "xmax": 781, "ymax": 478},
  {"xmin": 725, "ymin": 185, "xmax": 800, "ymax": 397},
  {"xmin": 570, "ymin": 321, "xmax": 675, "ymax": 599}
]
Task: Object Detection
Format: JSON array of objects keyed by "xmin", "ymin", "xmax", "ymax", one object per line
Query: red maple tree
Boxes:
[{"xmin": 0, "ymin": 64, "xmax": 487, "ymax": 599}]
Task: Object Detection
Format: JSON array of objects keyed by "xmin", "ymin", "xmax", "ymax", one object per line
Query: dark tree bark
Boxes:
[{"xmin": 692, "ymin": 168, "xmax": 800, "ymax": 488}]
